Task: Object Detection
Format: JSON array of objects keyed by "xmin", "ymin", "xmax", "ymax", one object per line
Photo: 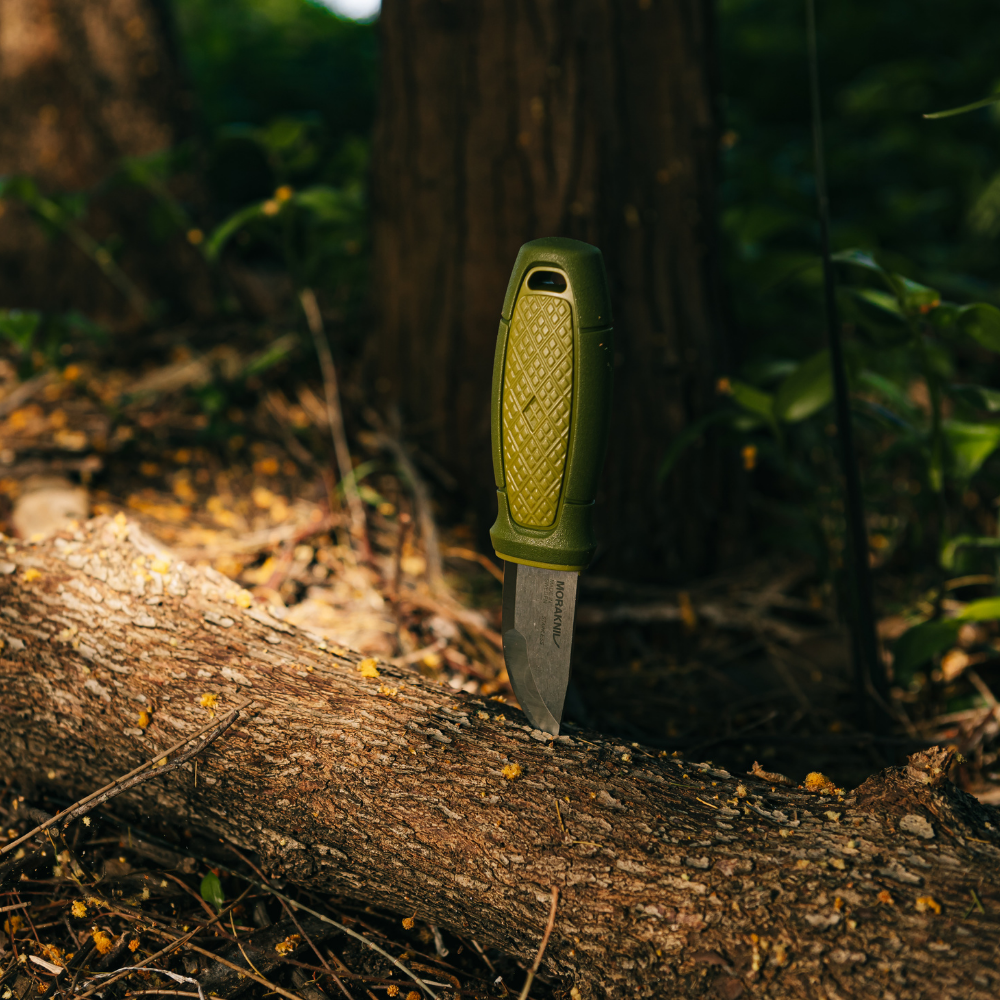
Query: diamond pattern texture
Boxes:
[{"xmin": 502, "ymin": 294, "xmax": 573, "ymax": 528}]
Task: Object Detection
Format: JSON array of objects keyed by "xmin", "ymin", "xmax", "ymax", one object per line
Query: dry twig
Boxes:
[
  {"xmin": 227, "ymin": 843, "xmax": 354, "ymax": 1000},
  {"xmin": 0, "ymin": 370, "xmax": 57, "ymax": 418},
  {"xmin": 300, "ymin": 287, "xmax": 370, "ymax": 561},
  {"xmin": 443, "ymin": 547, "xmax": 504, "ymax": 584},
  {"xmin": 364, "ymin": 425, "xmax": 443, "ymax": 591},
  {"xmin": 2, "ymin": 703, "xmax": 249, "ymax": 856},
  {"xmin": 72, "ymin": 887, "xmax": 253, "ymax": 1000},
  {"xmin": 146, "ymin": 933, "xmax": 306, "ymax": 1000},
  {"xmin": 517, "ymin": 887, "xmax": 559, "ymax": 1000},
  {"xmin": 211, "ymin": 858, "xmax": 440, "ymax": 1000}
]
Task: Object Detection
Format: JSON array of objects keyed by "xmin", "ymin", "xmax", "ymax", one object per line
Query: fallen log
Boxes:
[{"xmin": 2, "ymin": 516, "xmax": 1000, "ymax": 999}]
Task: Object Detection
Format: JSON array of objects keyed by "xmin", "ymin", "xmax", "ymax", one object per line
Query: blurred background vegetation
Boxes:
[
  {"xmin": 175, "ymin": 0, "xmax": 377, "ymax": 212},
  {"xmin": 166, "ymin": 0, "xmax": 1000, "ymax": 588},
  {"xmin": 6, "ymin": 0, "xmax": 1000, "ymax": 772},
  {"xmin": 716, "ymin": 0, "xmax": 1000, "ymax": 597}
]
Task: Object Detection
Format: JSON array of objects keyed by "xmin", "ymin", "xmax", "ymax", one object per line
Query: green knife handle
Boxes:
[{"xmin": 490, "ymin": 237, "xmax": 614, "ymax": 571}]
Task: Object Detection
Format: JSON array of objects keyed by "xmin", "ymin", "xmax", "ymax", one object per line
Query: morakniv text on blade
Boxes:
[{"xmin": 489, "ymin": 238, "xmax": 614, "ymax": 735}]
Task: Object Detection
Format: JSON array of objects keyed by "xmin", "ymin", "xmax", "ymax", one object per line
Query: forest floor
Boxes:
[{"xmin": 3, "ymin": 327, "xmax": 1000, "ymax": 998}]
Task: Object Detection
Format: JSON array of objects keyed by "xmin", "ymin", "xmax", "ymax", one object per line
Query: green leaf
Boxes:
[
  {"xmin": 200, "ymin": 872, "xmax": 225, "ymax": 911},
  {"xmin": 947, "ymin": 384, "xmax": 1000, "ymax": 413},
  {"xmin": 0, "ymin": 310, "xmax": 41, "ymax": 351},
  {"xmin": 940, "ymin": 534, "xmax": 1000, "ymax": 570},
  {"xmin": 838, "ymin": 289, "xmax": 911, "ymax": 347},
  {"xmin": 928, "ymin": 301, "xmax": 964, "ymax": 333},
  {"xmin": 257, "ymin": 117, "xmax": 310, "ymax": 153},
  {"xmin": 892, "ymin": 619, "xmax": 960, "ymax": 680},
  {"xmin": 1, "ymin": 175, "xmax": 40, "ymax": 205},
  {"xmin": 729, "ymin": 381, "xmax": 775, "ymax": 423},
  {"xmin": 958, "ymin": 597, "xmax": 1000, "ymax": 621},
  {"xmin": 773, "ymin": 350, "xmax": 832, "ymax": 423},
  {"xmin": 970, "ymin": 171, "xmax": 1000, "ymax": 237},
  {"xmin": 203, "ymin": 203, "xmax": 269, "ymax": 262},
  {"xmin": 243, "ymin": 333, "xmax": 298, "ymax": 378},
  {"xmin": 831, "ymin": 249, "xmax": 939, "ymax": 314},
  {"xmin": 957, "ymin": 303, "xmax": 1000, "ymax": 352},
  {"xmin": 852, "ymin": 288, "xmax": 904, "ymax": 318},
  {"xmin": 923, "ymin": 94, "xmax": 1000, "ymax": 119},
  {"xmin": 742, "ymin": 359, "xmax": 797, "ymax": 384},
  {"xmin": 732, "ymin": 413, "xmax": 764, "ymax": 432},
  {"xmin": 831, "ymin": 248, "xmax": 888, "ymax": 278},
  {"xmin": 943, "ymin": 420, "xmax": 1000, "ymax": 479},
  {"xmin": 894, "ymin": 275, "xmax": 940, "ymax": 314},
  {"xmin": 292, "ymin": 186, "xmax": 354, "ymax": 223}
]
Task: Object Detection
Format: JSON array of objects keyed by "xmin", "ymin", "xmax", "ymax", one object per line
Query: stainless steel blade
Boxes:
[{"xmin": 501, "ymin": 562, "xmax": 578, "ymax": 736}]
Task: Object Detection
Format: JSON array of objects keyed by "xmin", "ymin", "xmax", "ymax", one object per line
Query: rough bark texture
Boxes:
[
  {"xmin": 3, "ymin": 517, "xmax": 1000, "ymax": 999},
  {"xmin": 371, "ymin": 0, "xmax": 730, "ymax": 581},
  {"xmin": 0, "ymin": 0, "xmax": 209, "ymax": 322}
]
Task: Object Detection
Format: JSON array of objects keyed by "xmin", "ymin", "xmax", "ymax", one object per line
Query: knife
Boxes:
[{"xmin": 490, "ymin": 237, "xmax": 614, "ymax": 735}]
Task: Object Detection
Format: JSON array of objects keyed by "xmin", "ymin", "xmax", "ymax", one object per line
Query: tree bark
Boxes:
[
  {"xmin": 371, "ymin": 0, "xmax": 730, "ymax": 580},
  {"xmin": 2, "ymin": 517, "xmax": 1000, "ymax": 999},
  {"xmin": 0, "ymin": 0, "xmax": 209, "ymax": 324}
]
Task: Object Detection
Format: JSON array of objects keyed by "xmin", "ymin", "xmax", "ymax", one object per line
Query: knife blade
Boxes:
[{"xmin": 489, "ymin": 238, "xmax": 614, "ymax": 735}]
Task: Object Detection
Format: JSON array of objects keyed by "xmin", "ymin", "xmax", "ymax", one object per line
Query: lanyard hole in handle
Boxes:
[{"xmin": 526, "ymin": 269, "xmax": 567, "ymax": 293}]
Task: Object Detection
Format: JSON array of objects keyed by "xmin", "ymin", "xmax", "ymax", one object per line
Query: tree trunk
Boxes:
[
  {"xmin": 0, "ymin": 0, "xmax": 210, "ymax": 324},
  {"xmin": 371, "ymin": 0, "xmax": 730, "ymax": 580},
  {"xmin": 2, "ymin": 518, "xmax": 1000, "ymax": 998}
]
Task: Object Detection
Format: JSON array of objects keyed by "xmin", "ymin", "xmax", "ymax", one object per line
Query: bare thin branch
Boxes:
[
  {"xmin": 227, "ymin": 844, "xmax": 354, "ymax": 1000},
  {"xmin": 63, "ymin": 710, "xmax": 243, "ymax": 827},
  {"xmin": 2, "ymin": 703, "xmax": 250, "ymax": 856},
  {"xmin": 220, "ymin": 846, "xmax": 439, "ymax": 1000},
  {"xmin": 72, "ymin": 886, "xmax": 253, "ymax": 1000},
  {"xmin": 517, "ymin": 887, "xmax": 559, "ymax": 1000},
  {"xmin": 300, "ymin": 286, "xmax": 370, "ymax": 561},
  {"xmin": 368, "ymin": 428, "xmax": 443, "ymax": 591},
  {"xmin": 167, "ymin": 937, "xmax": 305, "ymax": 1000}
]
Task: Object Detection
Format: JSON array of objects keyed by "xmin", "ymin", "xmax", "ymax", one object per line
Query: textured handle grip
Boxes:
[{"xmin": 490, "ymin": 237, "xmax": 614, "ymax": 571}]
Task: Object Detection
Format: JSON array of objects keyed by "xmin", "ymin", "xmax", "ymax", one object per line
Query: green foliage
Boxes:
[
  {"xmin": 943, "ymin": 421, "xmax": 1000, "ymax": 480},
  {"xmin": 959, "ymin": 597, "xmax": 1000, "ymax": 621},
  {"xmin": 0, "ymin": 307, "xmax": 106, "ymax": 373},
  {"xmin": 892, "ymin": 619, "xmax": 960, "ymax": 680},
  {"xmin": 924, "ymin": 94, "xmax": 1000, "ymax": 120},
  {"xmin": 203, "ymin": 172, "xmax": 366, "ymax": 293},
  {"xmin": 720, "ymin": 0, "xmax": 1000, "ymax": 355},
  {"xmin": 957, "ymin": 302, "xmax": 1000, "ymax": 351},
  {"xmin": 175, "ymin": 0, "xmax": 376, "ymax": 211},
  {"xmin": 0, "ymin": 311, "xmax": 41, "ymax": 353},
  {"xmin": 174, "ymin": 0, "xmax": 376, "ymax": 135},
  {"xmin": 708, "ymin": 352, "xmax": 833, "ymax": 432},
  {"xmin": 834, "ymin": 250, "xmax": 1000, "ymax": 494},
  {"xmin": 663, "ymin": 232, "xmax": 1000, "ymax": 591},
  {"xmin": 893, "ymin": 597, "xmax": 1000, "ymax": 681},
  {"xmin": 941, "ymin": 534, "xmax": 1000, "ymax": 571},
  {"xmin": 0, "ymin": 175, "xmax": 152, "ymax": 318},
  {"xmin": 773, "ymin": 350, "xmax": 833, "ymax": 423},
  {"xmin": 200, "ymin": 872, "xmax": 225, "ymax": 911}
]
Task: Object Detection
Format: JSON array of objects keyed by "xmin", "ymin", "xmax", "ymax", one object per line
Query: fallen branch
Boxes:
[{"xmin": 3, "ymin": 517, "xmax": 1000, "ymax": 999}]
